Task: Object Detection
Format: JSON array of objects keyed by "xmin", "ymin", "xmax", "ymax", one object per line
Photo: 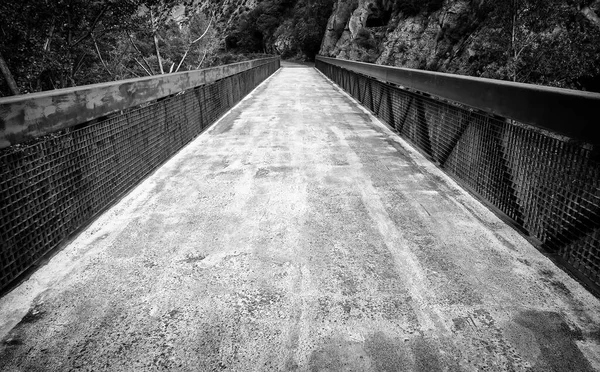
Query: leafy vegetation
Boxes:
[
  {"xmin": 226, "ymin": 0, "xmax": 335, "ymax": 59},
  {"xmin": 0, "ymin": 0, "xmax": 338, "ymax": 96},
  {"xmin": 468, "ymin": 0, "xmax": 600, "ymax": 90},
  {"xmin": 0, "ymin": 0, "xmax": 220, "ymax": 96}
]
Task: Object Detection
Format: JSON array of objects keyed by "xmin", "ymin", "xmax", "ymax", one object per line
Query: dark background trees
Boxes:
[
  {"xmin": 469, "ymin": 0, "xmax": 600, "ymax": 90},
  {"xmin": 225, "ymin": 0, "xmax": 335, "ymax": 59},
  {"xmin": 0, "ymin": 0, "xmax": 158, "ymax": 95},
  {"xmin": 0, "ymin": 0, "xmax": 219, "ymax": 96}
]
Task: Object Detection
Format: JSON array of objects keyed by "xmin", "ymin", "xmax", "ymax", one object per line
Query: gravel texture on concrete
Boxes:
[{"xmin": 1, "ymin": 62, "xmax": 600, "ymax": 371}]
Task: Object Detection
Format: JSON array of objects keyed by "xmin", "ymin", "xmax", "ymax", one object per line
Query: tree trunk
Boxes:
[
  {"xmin": 128, "ymin": 32, "xmax": 155, "ymax": 74},
  {"xmin": 44, "ymin": 23, "xmax": 56, "ymax": 52},
  {"xmin": 0, "ymin": 50, "xmax": 20, "ymax": 95},
  {"xmin": 511, "ymin": 0, "xmax": 518, "ymax": 82},
  {"xmin": 93, "ymin": 34, "xmax": 113, "ymax": 77},
  {"xmin": 197, "ymin": 49, "xmax": 208, "ymax": 69},
  {"xmin": 151, "ymin": 10, "xmax": 164, "ymax": 74},
  {"xmin": 581, "ymin": 3, "xmax": 600, "ymax": 30},
  {"xmin": 153, "ymin": 33, "xmax": 165, "ymax": 74},
  {"xmin": 175, "ymin": 18, "xmax": 213, "ymax": 73},
  {"xmin": 134, "ymin": 58, "xmax": 152, "ymax": 76}
]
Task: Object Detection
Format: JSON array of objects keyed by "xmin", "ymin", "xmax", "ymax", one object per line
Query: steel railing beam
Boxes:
[
  {"xmin": 316, "ymin": 56, "xmax": 600, "ymax": 144},
  {"xmin": 0, "ymin": 57, "xmax": 280, "ymax": 149}
]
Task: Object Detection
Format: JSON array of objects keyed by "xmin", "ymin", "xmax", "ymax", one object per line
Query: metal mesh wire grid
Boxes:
[
  {"xmin": 317, "ymin": 60, "xmax": 600, "ymax": 292},
  {"xmin": 0, "ymin": 61, "xmax": 279, "ymax": 293}
]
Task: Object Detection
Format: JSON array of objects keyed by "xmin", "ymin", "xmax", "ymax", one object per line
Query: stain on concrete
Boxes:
[
  {"xmin": 19, "ymin": 303, "xmax": 45, "ymax": 324},
  {"xmin": 411, "ymin": 336, "xmax": 443, "ymax": 372},
  {"xmin": 364, "ymin": 332, "xmax": 411, "ymax": 372},
  {"xmin": 452, "ymin": 316, "xmax": 473, "ymax": 332},
  {"xmin": 309, "ymin": 335, "xmax": 373, "ymax": 371},
  {"xmin": 517, "ymin": 257, "xmax": 531, "ymax": 266},
  {"xmin": 539, "ymin": 268, "xmax": 575, "ymax": 299},
  {"xmin": 181, "ymin": 253, "xmax": 206, "ymax": 263},
  {"xmin": 210, "ymin": 110, "xmax": 240, "ymax": 135},
  {"xmin": 209, "ymin": 157, "xmax": 230, "ymax": 172},
  {"xmin": 256, "ymin": 168, "xmax": 270, "ymax": 178},
  {"xmin": 508, "ymin": 310, "xmax": 595, "ymax": 372}
]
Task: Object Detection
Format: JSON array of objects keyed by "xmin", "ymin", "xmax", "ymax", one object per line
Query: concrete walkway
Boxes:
[{"xmin": 1, "ymin": 64, "xmax": 600, "ymax": 371}]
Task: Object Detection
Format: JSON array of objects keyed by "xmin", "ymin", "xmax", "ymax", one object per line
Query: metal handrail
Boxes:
[
  {"xmin": 316, "ymin": 56, "xmax": 600, "ymax": 144},
  {"xmin": 0, "ymin": 57, "xmax": 280, "ymax": 148}
]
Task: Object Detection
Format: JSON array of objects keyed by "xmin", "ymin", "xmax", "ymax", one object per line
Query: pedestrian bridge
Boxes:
[{"xmin": 1, "ymin": 58, "xmax": 600, "ymax": 370}]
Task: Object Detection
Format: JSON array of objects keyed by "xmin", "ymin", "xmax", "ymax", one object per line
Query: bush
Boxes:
[{"xmin": 355, "ymin": 28, "xmax": 377, "ymax": 50}]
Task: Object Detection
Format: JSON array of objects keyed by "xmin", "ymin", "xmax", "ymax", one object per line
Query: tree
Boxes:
[
  {"xmin": 0, "ymin": 0, "xmax": 218, "ymax": 96},
  {"xmin": 0, "ymin": 50, "xmax": 19, "ymax": 95},
  {"xmin": 0, "ymin": 0, "xmax": 165, "ymax": 95},
  {"xmin": 466, "ymin": 0, "xmax": 600, "ymax": 90},
  {"xmin": 227, "ymin": 0, "xmax": 335, "ymax": 59}
]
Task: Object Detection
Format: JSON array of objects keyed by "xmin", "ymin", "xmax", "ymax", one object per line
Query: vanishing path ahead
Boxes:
[{"xmin": 1, "ymin": 63, "xmax": 600, "ymax": 371}]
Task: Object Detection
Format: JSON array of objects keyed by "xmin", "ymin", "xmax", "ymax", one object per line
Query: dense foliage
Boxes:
[
  {"xmin": 471, "ymin": 0, "xmax": 600, "ymax": 90},
  {"xmin": 0, "ymin": 0, "xmax": 219, "ymax": 96},
  {"xmin": 225, "ymin": 0, "xmax": 335, "ymax": 59},
  {"xmin": 0, "ymin": 0, "xmax": 336, "ymax": 96}
]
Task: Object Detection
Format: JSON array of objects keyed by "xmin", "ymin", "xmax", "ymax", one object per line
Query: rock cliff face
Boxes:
[{"xmin": 320, "ymin": 0, "xmax": 600, "ymax": 91}]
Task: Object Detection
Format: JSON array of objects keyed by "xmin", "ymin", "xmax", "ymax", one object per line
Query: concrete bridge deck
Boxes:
[{"xmin": 1, "ymin": 63, "xmax": 600, "ymax": 371}]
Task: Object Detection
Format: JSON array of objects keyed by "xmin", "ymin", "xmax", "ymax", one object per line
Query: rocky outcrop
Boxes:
[
  {"xmin": 319, "ymin": 0, "xmax": 600, "ymax": 91},
  {"xmin": 321, "ymin": 0, "xmax": 358, "ymax": 54},
  {"xmin": 320, "ymin": 0, "xmax": 484, "ymax": 67}
]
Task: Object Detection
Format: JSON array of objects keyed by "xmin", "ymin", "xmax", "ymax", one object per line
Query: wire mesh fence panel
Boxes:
[
  {"xmin": 0, "ymin": 60, "xmax": 279, "ymax": 292},
  {"xmin": 317, "ymin": 60, "xmax": 600, "ymax": 292}
]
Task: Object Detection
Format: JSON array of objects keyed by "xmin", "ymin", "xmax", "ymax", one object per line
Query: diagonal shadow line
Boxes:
[
  {"xmin": 489, "ymin": 122, "xmax": 525, "ymax": 225},
  {"xmin": 376, "ymin": 84, "xmax": 385, "ymax": 117},
  {"xmin": 550, "ymin": 207, "xmax": 600, "ymax": 255},
  {"xmin": 396, "ymin": 95, "xmax": 414, "ymax": 134},
  {"xmin": 438, "ymin": 111, "xmax": 476, "ymax": 167},
  {"xmin": 386, "ymin": 87, "xmax": 395, "ymax": 128},
  {"xmin": 541, "ymin": 184, "xmax": 600, "ymax": 255},
  {"xmin": 367, "ymin": 80, "xmax": 374, "ymax": 111},
  {"xmin": 415, "ymin": 98, "xmax": 433, "ymax": 156}
]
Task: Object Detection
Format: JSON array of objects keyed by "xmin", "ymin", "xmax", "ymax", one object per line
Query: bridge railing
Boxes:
[
  {"xmin": 0, "ymin": 57, "xmax": 280, "ymax": 293},
  {"xmin": 316, "ymin": 55, "xmax": 600, "ymax": 293}
]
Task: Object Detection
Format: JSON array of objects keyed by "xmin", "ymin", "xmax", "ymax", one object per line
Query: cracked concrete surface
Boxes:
[{"xmin": 1, "ymin": 62, "xmax": 600, "ymax": 371}]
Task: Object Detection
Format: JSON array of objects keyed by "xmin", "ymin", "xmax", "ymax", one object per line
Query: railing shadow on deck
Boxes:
[
  {"xmin": 0, "ymin": 57, "xmax": 280, "ymax": 294},
  {"xmin": 316, "ymin": 55, "xmax": 600, "ymax": 296}
]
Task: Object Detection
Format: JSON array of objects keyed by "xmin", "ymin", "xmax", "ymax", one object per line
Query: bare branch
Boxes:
[
  {"xmin": 175, "ymin": 48, "xmax": 190, "ymax": 73},
  {"xmin": 175, "ymin": 18, "xmax": 213, "ymax": 73},
  {"xmin": 125, "ymin": 67, "xmax": 141, "ymax": 78},
  {"xmin": 0, "ymin": 50, "xmax": 20, "ymax": 95},
  {"xmin": 581, "ymin": 3, "xmax": 600, "ymax": 30},
  {"xmin": 196, "ymin": 49, "xmax": 208, "ymax": 70},
  {"xmin": 134, "ymin": 58, "xmax": 152, "ymax": 76},
  {"xmin": 72, "ymin": 53, "xmax": 87, "ymax": 77},
  {"xmin": 71, "ymin": 4, "xmax": 110, "ymax": 48},
  {"xmin": 150, "ymin": 9, "xmax": 165, "ymax": 74},
  {"xmin": 191, "ymin": 17, "xmax": 212, "ymax": 44},
  {"xmin": 43, "ymin": 23, "xmax": 56, "ymax": 52},
  {"xmin": 111, "ymin": 39, "xmax": 130, "ymax": 73},
  {"xmin": 127, "ymin": 32, "xmax": 155, "ymax": 74},
  {"xmin": 92, "ymin": 34, "xmax": 113, "ymax": 77}
]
